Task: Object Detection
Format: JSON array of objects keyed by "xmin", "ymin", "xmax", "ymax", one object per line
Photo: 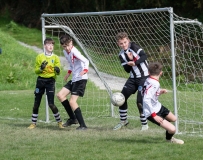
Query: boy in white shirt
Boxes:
[
  {"xmin": 57, "ymin": 35, "xmax": 89, "ymax": 130},
  {"xmin": 142, "ymin": 62, "xmax": 184, "ymax": 144}
]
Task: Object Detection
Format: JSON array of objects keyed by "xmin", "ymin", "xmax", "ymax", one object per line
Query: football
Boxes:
[{"xmin": 111, "ymin": 92, "xmax": 125, "ymax": 107}]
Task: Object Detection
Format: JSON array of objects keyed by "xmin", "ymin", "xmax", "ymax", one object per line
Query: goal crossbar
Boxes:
[{"xmin": 41, "ymin": 7, "xmax": 171, "ymax": 17}]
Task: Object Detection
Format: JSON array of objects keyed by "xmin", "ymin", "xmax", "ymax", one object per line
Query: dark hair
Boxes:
[
  {"xmin": 60, "ymin": 35, "xmax": 72, "ymax": 45},
  {"xmin": 148, "ymin": 62, "xmax": 163, "ymax": 76},
  {"xmin": 44, "ymin": 37, "xmax": 55, "ymax": 45},
  {"xmin": 116, "ymin": 32, "xmax": 129, "ymax": 41}
]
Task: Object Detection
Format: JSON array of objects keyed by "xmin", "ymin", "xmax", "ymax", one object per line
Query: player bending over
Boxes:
[
  {"xmin": 28, "ymin": 38, "xmax": 64, "ymax": 129},
  {"xmin": 57, "ymin": 35, "xmax": 89, "ymax": 130},
  {"xmin": 142, "ymin": 62, "xmax": 184, "ymax": 144},
  {"xmin": 113, "ymin": 32, "xmax": 149, "ymax": 131}
]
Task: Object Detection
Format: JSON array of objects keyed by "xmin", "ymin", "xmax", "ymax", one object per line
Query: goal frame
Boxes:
[{"xmin": 41, "ymin": 7, "xmax": 202, "ymax": 133}]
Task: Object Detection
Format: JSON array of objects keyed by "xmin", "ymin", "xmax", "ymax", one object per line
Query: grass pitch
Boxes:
[
  {"xmin": 0, "ymin": 91, "xmax": 203, "ymax": 160},
  {"xmin": 0, "ymin": 16, "xmax": 203, "ymax": 160}
]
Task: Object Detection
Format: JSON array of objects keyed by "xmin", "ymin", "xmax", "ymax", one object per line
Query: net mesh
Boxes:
[{"xmin": 42, "ymin": 8, "xmax": 203, "ymax": 134}]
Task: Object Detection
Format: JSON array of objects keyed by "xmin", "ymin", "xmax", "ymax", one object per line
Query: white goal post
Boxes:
[{"xmin": 41, "ymin": 7, "xmax": 203, "ymax": 134}]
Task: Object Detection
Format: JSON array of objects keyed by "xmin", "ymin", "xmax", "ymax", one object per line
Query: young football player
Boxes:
[
  {"xmin": 28, "ymin": 37, "xmax": 64, "ymax": 129},
  {"xmin": 113, "ymin": 32, "xmax": 149, "ymax": 130},
  {"xmin": 57, "ymin": 35, "xmax": 89, "ymax": 130},
  {"xmin": 142, "ymin": 62, "xmax": 184, "ymax": 144}
]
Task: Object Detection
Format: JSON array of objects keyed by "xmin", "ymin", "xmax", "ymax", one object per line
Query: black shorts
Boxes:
[
  {"xmin": 34, "ymin": 76, "xmax": 55, "ymax": 96},
  {"xmin": 64, "ymin": 79, "xmax": 87, "ymax": 97},
  {"xmin": 147, "ymin": 105, "xmax": 170, "ymax": 126},
  {"xmin": 122, "ymin": 76, "xmax": 148, "ymax": 95}
]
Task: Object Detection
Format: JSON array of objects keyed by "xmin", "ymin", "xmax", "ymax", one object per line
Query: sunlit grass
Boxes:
[
  {"xmin": 1, "ymin": 14, "xmax": 203, "ymax": 160},
  {"xmin": 0, "ymin": 90, "xmax": 203, "ymax": 160}
]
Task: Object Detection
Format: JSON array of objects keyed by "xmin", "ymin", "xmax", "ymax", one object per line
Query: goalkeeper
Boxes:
[
  {"xmin": 113, "ymin": 32, "xmax": 149, "ymax": 131},
  {"xmin": 28, "ymin": 38, "xmax": 64, "ymax": 129},
  {"xmin": 142, "ymin": 62, "xmax": 184, "ymax": 144}
]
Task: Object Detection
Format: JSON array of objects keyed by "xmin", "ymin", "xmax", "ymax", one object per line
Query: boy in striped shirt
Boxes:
[{"xmin": 113, "ymin": 32, "xmax": 149, "ymax": 131}]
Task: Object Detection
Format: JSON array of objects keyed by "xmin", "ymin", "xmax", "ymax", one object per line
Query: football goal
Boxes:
[{"xmin": 41, "ymin": 7, "xmax": 203, "ymax": 134}]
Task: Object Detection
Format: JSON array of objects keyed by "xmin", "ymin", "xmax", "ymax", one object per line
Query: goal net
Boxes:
[{"xmin": 41, "ymin": 7, "xmax": 203, "ymax": 134}]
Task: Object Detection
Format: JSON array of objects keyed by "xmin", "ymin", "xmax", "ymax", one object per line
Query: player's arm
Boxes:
[
  {"xmin": 125, "ymin": 51, "xmax": 136, "ymax": 66},
  {"xmin": 135, "ymin": 50, "xmax": 147, "ymax": 65},
  {"xmin": 73, "ymin": 49, "xmax": 89, "ymax": 75},
  {"xmin": 64, "ymin": 61, "xmax": 72, "ymax": 81},
  {"xmin": 79, "ymin": 55, "xmax": 89, "ymax": 75},
  {"xmin": 119, "ymin": 55, "xmax": 132, "ymax": 73},
  {"xmin": 64, "ymin": 70, "xmax": 71, "ymax": 81},
  {"xmin": 54, "ymin": 56, "xmax": 61, "ymax": 75},
  {"xmin": 35, "ymin": 54, "xmax": 45, "ymax": 74},
  {"xmin": 159, "ymin": 89, "xmax": 168, "ymax": 95},
  {"xmin": 63, "ymin": 50, "xmax": 72, "ymax": 81},
  {"xmin": 131, "ymin": 43, "xmax": 147, "ymax": 65}
]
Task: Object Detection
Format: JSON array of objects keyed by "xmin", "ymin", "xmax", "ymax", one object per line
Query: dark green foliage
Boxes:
[{"xmin": 0, "ymin": 0, "xmax": 203, "ymax": 28}]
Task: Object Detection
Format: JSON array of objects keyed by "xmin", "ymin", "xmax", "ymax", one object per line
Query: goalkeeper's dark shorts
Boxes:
[
  {"xmin": 64, "ymin": 79, "xmax": 87, "ymax": 97},
  {"xmin": 34, "ymin": 76, "xmax": 55, "ymax": 96},
  {"xmin": 147, "ymin": 105, "xmax": 170, "ymax": 126}
]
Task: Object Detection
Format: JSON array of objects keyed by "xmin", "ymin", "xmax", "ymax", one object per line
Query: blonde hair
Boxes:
[{"xmin": 116, "ymin": 32, "xmax": 129, "ymax": 41}]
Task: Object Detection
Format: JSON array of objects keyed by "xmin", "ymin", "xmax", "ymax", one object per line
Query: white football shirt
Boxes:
[
  {"xmin": 63, "ymin": 46, "xmax": 89, "ymax": 82},
  {"xmin": 142, "ymin": 77, "xmax": 162, "ymax": 118}
]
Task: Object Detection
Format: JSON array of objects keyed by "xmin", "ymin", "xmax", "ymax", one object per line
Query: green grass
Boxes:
[
  {"xmin": 0, "ymin": 19, "xmax": 43, "ymax": 48},
  {"xmin": 0, "ymin": 30, "xmax": 37, "ymax": 90},
  {"xmin": 1, "ymin": 14, "xmax": 203, "ymax": 160},
  {"xmin": 0, "ymin": 90, "xmax": 203, "ymax": 160}
]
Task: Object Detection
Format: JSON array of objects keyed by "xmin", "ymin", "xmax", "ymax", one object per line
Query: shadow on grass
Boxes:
[
  {"xmin": 7, "ymin": 121, "xmax": 72, "ymax": 131},
  {"xmin": 100, "ymin": 136, "xmax": 162, "ymax": 144}
]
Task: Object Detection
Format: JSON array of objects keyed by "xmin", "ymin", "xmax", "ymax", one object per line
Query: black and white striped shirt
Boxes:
[{"xmin": 119, "ymin": 42, "xmax": 149, "ymax": 78}]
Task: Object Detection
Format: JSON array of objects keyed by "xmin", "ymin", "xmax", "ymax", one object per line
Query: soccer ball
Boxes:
[{"xmin": 111, "ymin": 92, "xmax": 125, "ymax": 107}]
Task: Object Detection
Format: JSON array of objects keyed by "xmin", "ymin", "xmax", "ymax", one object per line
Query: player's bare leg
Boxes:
[
  {"xmin": 57, "ymin": 88, "xmax": 78, "ymax": 127},
  {"xmin": 158, "ymin": 116, "xmax": 184, "ymax": 144}
]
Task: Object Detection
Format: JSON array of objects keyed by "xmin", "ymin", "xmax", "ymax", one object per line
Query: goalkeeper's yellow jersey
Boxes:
[{"xmin": 35, "ymin": 53, "xmax": 61, "ymax": 79}]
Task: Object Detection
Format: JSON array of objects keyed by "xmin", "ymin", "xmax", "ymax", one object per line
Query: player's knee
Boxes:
[
  {"xmin": 168, "ymin": 126, "xmax": 176, "ymax": 134},
  {"xmin": 56, "ymin": 92, "xmax": 66, "ymax": 102},
  {"xmin": 171, "ymin": 116, "xmax": 177, "ymax": 122},
  {"xmin": 69, "ymin": 99, "xmax": 76, "ymax": 107},
  {"xmin": 136, "ymin": 102, "xmax": 143, "ymax": 114},
  {"xmin": 49, "ymin": 104, "xmax": 58, "ymax": 113},
  {"xmin": 56, "ymin": 92, "xmax": 62, "ymax": 100},
  {"xmin": 121, "ymin": 90, "xmax": 131, "ymax": 100},
  {"xmin": 137, "ymin": 102, "xmax": 143, "ymax": 109},
  {"xmin": 137, "ymin": 102, "xmax": 142, "ymax": 107},
  {"xmin": 69, "ymin": 99, "xmax": 74, "ymax": 106}
]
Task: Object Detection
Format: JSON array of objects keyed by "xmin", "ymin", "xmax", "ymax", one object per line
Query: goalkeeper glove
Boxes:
[
  {"xmin": 54, "ymin": 66, "xmax": 60, "ymax": 74},
  {"xmin": 40, "ymin": 60, "xmax": 48, "ymax": 70}
]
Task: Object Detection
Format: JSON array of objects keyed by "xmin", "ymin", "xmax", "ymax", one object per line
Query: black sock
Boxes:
[
  {"xmin": 61, "ymin": 99, "xmax": 76, "ymax": 119},
  {"xmin": 140, "ymin": 114, "xmax": 148, "ymax": 125},
  {"xmin": 166, "ymin": 130, "xmax": 174, "ymax": 140},
  {"xmin": 74, "ymin": 107, "xmax": 86, "ymax": 127}
]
